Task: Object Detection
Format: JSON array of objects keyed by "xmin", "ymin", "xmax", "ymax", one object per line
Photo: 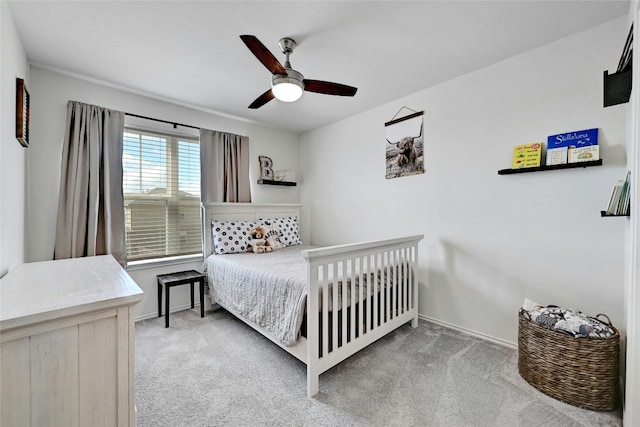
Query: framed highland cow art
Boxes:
[{"xmin": 385, "ymin": 110, "xmax": 424, "ymax": 179}]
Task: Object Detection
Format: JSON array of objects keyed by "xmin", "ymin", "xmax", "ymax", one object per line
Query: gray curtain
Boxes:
[
  {"xmin": 199, "ymin": 129, "xmax": 251, "ymax": 203},
  {"xmin": 53, "ymin": 101, "xmax": 126, "ymax": 265}
]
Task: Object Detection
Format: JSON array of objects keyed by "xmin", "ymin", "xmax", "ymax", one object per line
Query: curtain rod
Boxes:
[{"xmin": 124, "ymin": 112, "xmax": 200, "ymax": 130}]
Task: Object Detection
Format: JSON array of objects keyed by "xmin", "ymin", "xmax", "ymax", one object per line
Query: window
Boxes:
[{"xmin": 123, "ymin": 129, "xmax": 201, "ymax": 262}]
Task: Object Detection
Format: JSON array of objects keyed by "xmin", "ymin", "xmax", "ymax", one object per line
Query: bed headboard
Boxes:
[{"xmin": 201, "ymin": 202, "xmax": 303, "ymax": 257}]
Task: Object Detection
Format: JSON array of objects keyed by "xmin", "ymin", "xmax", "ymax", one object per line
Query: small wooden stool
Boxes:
[{"xmin": 157, "ymin": 270, "xmax": 206, "ymax": 328}]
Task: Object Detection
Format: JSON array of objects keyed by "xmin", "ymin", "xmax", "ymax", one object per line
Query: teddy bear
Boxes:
[{"xmin": 248, "ymin": 227, "xmax": 272, "ymax": 253}]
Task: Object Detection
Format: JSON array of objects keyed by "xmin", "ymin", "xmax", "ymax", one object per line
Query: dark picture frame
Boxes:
[{"xmin": 16, "ymin": 78, "xmax": 30, "ymax": 147}]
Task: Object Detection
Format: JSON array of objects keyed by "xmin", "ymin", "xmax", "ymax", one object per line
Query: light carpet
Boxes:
[{"xmin": 135, "ymin": 309, "xmax": 622, "ymax": 427}]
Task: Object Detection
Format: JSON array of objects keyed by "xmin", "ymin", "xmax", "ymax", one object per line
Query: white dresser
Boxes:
[{"xmin": 0, "ymin": 255, "xmax": 144, "ymax": 427}]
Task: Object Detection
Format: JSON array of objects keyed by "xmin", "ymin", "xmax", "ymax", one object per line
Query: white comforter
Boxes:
[
  {"xmin": 204, "ymin": 246, "xmax": 309, "ymax": 346},
  {"xmin": 204, "ymin": 245, "xmax": 406, "ymax": 347}
]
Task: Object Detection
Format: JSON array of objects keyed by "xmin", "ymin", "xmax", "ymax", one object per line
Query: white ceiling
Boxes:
[{"xmin": 8, "ymin": 1, "xmax": 630, "ymax": 134}]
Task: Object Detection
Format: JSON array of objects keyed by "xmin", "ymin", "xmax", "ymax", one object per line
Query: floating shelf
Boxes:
[
  {"xmin": 601, "ymin": 211, "xmax": 630, "ymax": 217},
  {"xmin": 497, "ymin": 159, "xmax": 603, "ymax": 175},
  {"xmin": 257, "ymin": 179, "xmax": 296, "ymax": 186},
  {"xmin": 604, "ymin": 68, "xmax": 632, "ymax": 107}
]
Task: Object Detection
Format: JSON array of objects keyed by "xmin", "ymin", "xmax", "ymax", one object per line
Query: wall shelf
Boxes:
[
  {"xmin": 497, "ymin": 159, "xmax": 603, "ymax": 175},
  {"xmin": 603, "ymin": 25, "xmax": 632, "ymax": 107},
  {"xmin": 601, "ymin": 211, "xmax": 630, "ymax": 217},
  {"xmin": 257, "ymin": 179, "xmax": 297, "ymax": 187},
  {"xmin": 604, "ymin": 68, "xmax": 632, "ymax": 107}
]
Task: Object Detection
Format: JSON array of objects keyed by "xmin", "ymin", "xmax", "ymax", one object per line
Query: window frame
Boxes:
[{"xmin": 122, "ymin": 125, "xmax": 203, "ymax": 266}]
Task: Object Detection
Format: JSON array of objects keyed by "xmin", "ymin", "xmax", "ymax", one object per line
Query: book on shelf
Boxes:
[
  {"xmin": 512, "ymin": 143, "xmax": 542, "ymax": 169},
  {"xmin": 546, "ymin": 146, "xmax": 568, "ymax": 165},
  {"xmin": 568, "ymin": 145, "xmax": 600, "ymax": 163},
  {"xmin": 547, "ymin": 128, "xmax": 598, "ymax": 150},
  {"xmin": 619, "ymin": 171, "xmax": 631, "ymax": 214},
  {"xmin": 547, "ymin": 128, "xmax": 600, "ymax": 164},
  {"xmin": 617, "ymin": 24, "xmax": 633, "ymax": 72},
  {"xmin": 605, "ymin": 171, "xmax": 631, "ymax": 215},
  {"xmin": 606, "ymin": 180, "xmax": 624, "ymax": 214}
]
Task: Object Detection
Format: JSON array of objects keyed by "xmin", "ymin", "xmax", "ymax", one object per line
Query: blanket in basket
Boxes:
[{"xmin": 524, "ymin": 304, "xmax": 615, "ymax": 338}]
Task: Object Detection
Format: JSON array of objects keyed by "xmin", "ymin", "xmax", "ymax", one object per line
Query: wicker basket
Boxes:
[{"xmin": 518, "ymin": 309, "xmax": 620, "ymax": 411}]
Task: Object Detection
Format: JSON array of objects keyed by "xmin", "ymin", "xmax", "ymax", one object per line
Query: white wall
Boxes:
[
  {"xmin": 624, "ymin": 1, "xmax": 639, "ymax": 423},
  {"xmin": 27, "ymin": 67, "xmax": 301, "ymax": 318},
  {"xmin": 300, "ymin": 17, "xmax": 629, "ymax": 346},
  {"xmin": 0, "ymin": 2, "xmax": 29, "ymax": 277}
]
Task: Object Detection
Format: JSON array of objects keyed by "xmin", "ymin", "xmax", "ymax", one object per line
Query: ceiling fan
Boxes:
[{"xmin": 240, "ymin": 35, "xmax": 358, "ymax": 109}]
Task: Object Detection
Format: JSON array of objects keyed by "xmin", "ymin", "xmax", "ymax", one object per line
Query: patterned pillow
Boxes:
[
  {"xmin": 211, "ymin": 221, "xmax": 254, "ymax": 254},
  {"xmin": 257, "ymin": 216, "xmax": 301, "ymax": 247}
]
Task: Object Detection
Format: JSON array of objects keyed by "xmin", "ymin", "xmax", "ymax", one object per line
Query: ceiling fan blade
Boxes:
[
  {"xmin": 303, "ymin": 79, "xmax": 357, "ymax": 96},
  {"xmin": 248, "ymin": 89, "xmax": 275, "ymax": 109},
  {"xmin": 240, "ymin": 35, "xmax": 287, "ymax": 76}
]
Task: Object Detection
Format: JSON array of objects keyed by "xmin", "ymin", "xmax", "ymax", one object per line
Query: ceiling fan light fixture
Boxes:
[
  {"xmin": 272, "ymin": 81, "xmax": 303, "ymax": 102},
  {"xmin": 271, "ymin": 72, "xmax": 304, "ymax": 102}
]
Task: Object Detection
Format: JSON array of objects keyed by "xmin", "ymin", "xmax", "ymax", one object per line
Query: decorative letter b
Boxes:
[{"xmin": 259, "ymin": 155, "xmax": 274, "ymax": 180}]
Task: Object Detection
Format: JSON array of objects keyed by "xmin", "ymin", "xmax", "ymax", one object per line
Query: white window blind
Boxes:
[{"xmin": 123, "ymin": 129, "xmax": 201, "ymax": 262}]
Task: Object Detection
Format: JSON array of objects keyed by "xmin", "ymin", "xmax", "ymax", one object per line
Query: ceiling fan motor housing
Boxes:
[{"xmin": 278, "ymin": 37, "xmax": 297, "ymax": 54}]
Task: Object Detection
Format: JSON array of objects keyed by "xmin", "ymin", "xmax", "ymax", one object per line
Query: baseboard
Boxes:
[
  {"xmin": 419, "ymin": 314, "xmax": 517, "ymax": 350},
  {"xmin": 135, "ymin": 303, "xmax": 201, "ymax": 322},
  {"xmin": 135, "ymin": 307, "xmax": 517, "ymax": 350}
]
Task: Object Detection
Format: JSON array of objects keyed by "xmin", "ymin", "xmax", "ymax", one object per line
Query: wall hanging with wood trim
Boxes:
[
  {"xmin": 16, "ymin": 78, "xmax": 30, "ymax": 147},
  {"xmin": 385, "ymin": 107, "xmax": 424, "ymax": 179}
]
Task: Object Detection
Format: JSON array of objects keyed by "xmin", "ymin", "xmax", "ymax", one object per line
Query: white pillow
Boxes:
[
  {"xmin": 211, "ymin": 220, "xmax": 254, "ymax": 254},
  {"xmin": 257, "ymin": 216, "xmax": 301, "ymax": 247}
]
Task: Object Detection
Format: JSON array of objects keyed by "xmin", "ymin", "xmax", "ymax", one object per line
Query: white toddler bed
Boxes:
[{"xmin": 202, "ymin": 202, "xmax": 423, "ymax": 397}]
